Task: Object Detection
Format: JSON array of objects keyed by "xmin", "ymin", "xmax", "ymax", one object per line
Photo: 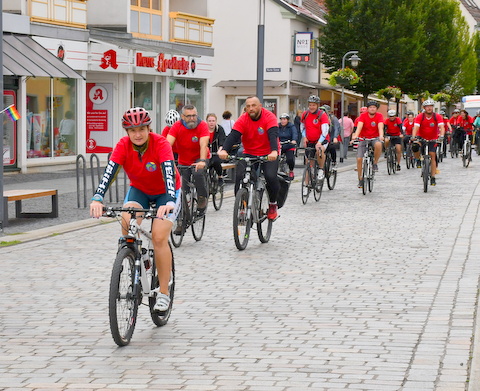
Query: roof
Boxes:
[
  {"xmin": 272, "ymin": 0, "xmax": 327, "ymax": 25},
  {"xmin": 459, "ymin": 0, "xmax": 480, "ymax": 23}
]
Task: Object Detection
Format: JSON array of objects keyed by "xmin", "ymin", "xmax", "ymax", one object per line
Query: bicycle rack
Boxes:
[{"xmin": 76, "ymin": 154, "xmax": 87, "ymax": 208}]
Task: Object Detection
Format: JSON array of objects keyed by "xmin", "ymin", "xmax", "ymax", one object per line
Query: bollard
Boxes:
[{"xmin": 76, "ymin": 154, "xmax": 87, "ymax": 208}]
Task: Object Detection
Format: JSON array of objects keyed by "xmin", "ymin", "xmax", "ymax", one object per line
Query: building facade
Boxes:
[{"xmin": 3, "ymin": 0, "xmax": 214, "ymax": 172}]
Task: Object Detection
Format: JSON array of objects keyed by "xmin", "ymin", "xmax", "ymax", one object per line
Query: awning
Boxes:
[
  {"xmin": 213, "ymin": 80, "xmax": 287, "ymax": 88},
  {"xmin": 3, "ymin": 34, "xmax": 83, "ymax": 79},
  {"xmin": 290, "ymin": 80, "xmax": 321, "ymax": 89}
]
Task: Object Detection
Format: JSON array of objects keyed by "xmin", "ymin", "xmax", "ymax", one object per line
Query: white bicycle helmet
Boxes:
[
  {"xmin": 422, "ymin": 99, "xmax": 435, "ymax": 107},
  {"xmin": 165, "ymin": 109, "xmax": 180, "ymax": 126},
  {"xmin": 387, "ymin": 109, "xmax": 396, "ymax": 117}
]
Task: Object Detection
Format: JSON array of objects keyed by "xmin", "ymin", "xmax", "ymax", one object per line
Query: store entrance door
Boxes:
[{"xmin": 3, "ymin": 90, "xmax": 17, "ymax": 169}]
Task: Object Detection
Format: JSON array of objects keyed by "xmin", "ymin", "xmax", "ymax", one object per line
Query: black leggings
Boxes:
[
  {"xmin": 281, "ymin": 145, "xmax": 295, "ymax": 171},
  {"xmin": 180, "ymin": 166, "xmax": 208, "ymax": 199},
  {"xmin": 235, "ymin": 154, "xmax": 280, "ymax": 203},
  {"xmin": 326, "ymin": 143, "xmax": 337, "ymax": 163}
]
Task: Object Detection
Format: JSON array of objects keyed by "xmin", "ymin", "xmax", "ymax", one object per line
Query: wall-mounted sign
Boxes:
[
  {"xmin": 86, "ymin": 83, "xmax": 113, "ymax": 154},
  {"xmin": 266, "ymin": 68, "xmax": 281, "ymax": 72},
  {"xmin": 136, "ymin": 52, "xmax": 194, "ymax": 75},
  {"xmin": 294, "ymin": 32, "xmax": 313, "ymax": 55}
]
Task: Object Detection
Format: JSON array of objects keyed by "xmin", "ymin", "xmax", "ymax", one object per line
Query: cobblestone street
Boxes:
[{"xmin": 1, "ymin": 156, "xmax": 480, "ymax": 390}]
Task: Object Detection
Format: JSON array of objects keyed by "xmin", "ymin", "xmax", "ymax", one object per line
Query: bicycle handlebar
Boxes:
[{"xmin": 102, "ymin": 206, "xmax": 157, "ymax": 217}]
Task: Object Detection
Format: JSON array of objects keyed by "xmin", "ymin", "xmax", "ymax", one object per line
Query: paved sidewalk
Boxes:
[{"xmin": 0, "ymin": 153, "xmax": 479, "ymax": 390}]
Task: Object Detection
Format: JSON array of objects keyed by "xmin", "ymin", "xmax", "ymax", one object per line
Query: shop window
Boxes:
[
  {"xmin": 169, "ymin": 79, "xmax": 204, "ymax": 118},
  {"xmin": 26, "ymin": 77, "xmax": 77, "ymax": 158},
  {"xmin": 134, "ymin": 82, "xmax": 153, "ymax": 111},
  {"xmin": 130, "ymin": 0, "xmax": 162, "ymax": 39}
]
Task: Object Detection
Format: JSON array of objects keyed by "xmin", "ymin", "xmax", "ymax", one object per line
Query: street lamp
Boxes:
[{"xmin": 339, "ymin": 51, "xmax": 361, "ymax": 163}]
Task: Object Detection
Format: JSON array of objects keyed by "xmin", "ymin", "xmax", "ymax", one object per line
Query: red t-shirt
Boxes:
[
  {"xmin": 169, "ymin": 120, "xmax": 210, "ymax": 165},
  {"xmin": 384, "ymin": 117, "xmax": 402, "ymax": 136},
  {"xmin": 301, "ymin": 110, "xmax": 330, "ymax": 143},
  {"xmin": 161, "ymin": 125, "xmax": 177, "ymax": 153},
  {"xmin": 449, "ymin": 116, "xmax": 460, "ymax": 126},
  {"xmin": 233, "ymin": 108, "xmax": 279, "ymax": 155},
  {"xmin": 110, "ymin": 132, "xmax": 181, "ymax": 195},
  {"xmin": 354, "ymin": 117, "xmax": 361, "ymax": 127},
  {"xmin": 357, "ymin": 112, "xmax": 384, "ymax": 139},
  {"xmin": 403, "ymin": 119, "xmax": 415, "ymax": 136},
  {"xmin": 414, "ymin": 113, "xmax": 444, "ymax": 140},
  {"xmin": 457, "ymin": 115, "xmax": 474, "ymax": 134}
]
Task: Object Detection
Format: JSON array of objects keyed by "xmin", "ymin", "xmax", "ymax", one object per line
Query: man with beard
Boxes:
[
  {"xmin": 218, "ymin": 96, "xmax": 280, "ymax": 220},
  {"xmin": 167, "ymin": 105, "xmax": 210, "ymax": 216}
]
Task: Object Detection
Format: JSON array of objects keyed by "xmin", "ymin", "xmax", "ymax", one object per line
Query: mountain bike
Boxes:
[
  {"xmin": 359, "ymin": 138, "xmax": 377, "ymax": 195},
  {"xmin": 385, "ymin": 136, "xmax": 399, "ymax": 175},
  {"xmin": 324, "ymin": 148, "xmax": 337, "ymax": 190},
  {"xmin": 278, "ymin": 140, "xmax": 294, "ymax": 176},
  {"xmin": 301, "ymin": 147, "xmax": 324, "ymax": 204},
  {"xmin": 229, "ymin": 156, "xmax": 272, "ymax": 251},
  {"xmin": 450, "ymin": 126, "xmax": 460, "ymax": 158},
  {"xmin": 405, "ymin": 139, "xmax": 415, "ymax": 169},
  {"xmin": 103, "ymin": 206, "xmax": 175, "ymax": 347},
  {"xmin": 207, "ymin": 162, "xmax": 224, "ymax": 211},
  {"xmin": 170, "ymin": 165, "xmax": 206, "ymax": 248},
  {"xmin": 415, "ymin": 137, "xmax": 441, "ymax": 193}
]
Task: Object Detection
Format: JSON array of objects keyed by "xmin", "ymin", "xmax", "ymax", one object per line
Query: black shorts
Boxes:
[{"xmin": 386, "ymin": 136, "xmax": 402, "ymax": 146}]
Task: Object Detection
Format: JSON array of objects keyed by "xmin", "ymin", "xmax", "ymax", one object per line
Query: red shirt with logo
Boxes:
[
  {"xmin": 233, "ymin": 108, "xmax": 279, "ymax": 155},
  {"xmin": 357, "ymin": 112, "xmax": 385, "ymax": 138},
  {"xmin": 161, "ymin": 126, "xmax": 178, "ymax": 154},
  {"xmin": 110, "ymin": 132, "xmax": 181, "ymax": 195},
  {"xmin": 169, "ymin": 120, "xmax": 210, "ymax": 165},
  {"xmin": 449, "ymin": 116, "xmax": 460, "ymax": 127},
  {"xmin": 414, "ymin": 113, "xmax": 444, "ymax": 140},
  {"xmin": 457, "ymin": 115, "xmax": 474, "ymax": 134},
  {"xmin": 384, "ymin": 117, "xmax": 403, "ymax": 136},
  {"xmin": 403, "ymin": 119, "xmax": 415, "ymax": 136},
  {"xmin": 301, "ymin": 110, "xmax": 330, "ymax": 143}
]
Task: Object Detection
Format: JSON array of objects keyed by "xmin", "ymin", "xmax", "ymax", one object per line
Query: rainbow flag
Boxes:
[{"xmin": 3, "ymin": 104, "xmax": 21, "ymax": 121}]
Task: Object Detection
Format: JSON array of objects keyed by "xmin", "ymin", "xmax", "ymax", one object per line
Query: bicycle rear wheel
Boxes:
[
  {"xmin": 191, "ymin": 192, "xmax": 206, "ymax": 241},
  {"xmin": 233, "ymin": 188, "xmax": 250, "ymax": 250},
  {"xmin": 210, "ymin": 170, "xmax": 224, "ymax": 211},
  {"xmin": 109, "ymin": 247, "xmax": 139, "ymax": 347},
  {"xmin": 257, "ymin": 188, "xmax": 272, "ymax": 243},
  {"xmin": 301, "ymin": 166, "xmax": 310, "ymax": 204},
  {"xmin": 149, "ymin": 244, "xmax": 175, "ymax": 326},
  {"xmin": 325, "ymin": 156, "xmax": 337, "ymax": 190}
]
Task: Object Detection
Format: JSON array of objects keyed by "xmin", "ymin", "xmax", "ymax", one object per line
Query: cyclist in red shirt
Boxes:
[
  {"xmin": 90, "ymin": 107, "xmax": 181, "ymax": 313},
  {"xmin": 167, "ymin": 104, "xmax": 210, "ymax": 216},
  {"xmin": 351, "ymin": 101, "xmax": 384, "ymax": 188},
  {"xmin": 384, "ymin": 109, "xmax": 404, "ymax": 171},
  {"xmin": 412, "ymin": 99, "xmax": 445, "ymax": 186},
  {"xmin": 300, "ymin": 95, "xmax": 330, "ymax": 180},
  {"xmin": 455, "ymin": 109, "xmax": 474, "ymax": 152},
  {"xmin": 161, "ymin": 109, "xmax": 180, "ymax": 159},
  {"xmin": 218, "ymin": 95, "xmax": 280, "ymax": 220},
  {"xmin": 353, "ymin": 106, "xmax": 368, "ymax": 129}
]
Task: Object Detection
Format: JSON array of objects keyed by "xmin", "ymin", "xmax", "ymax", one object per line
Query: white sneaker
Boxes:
[
  {"xmin": 154, "ymin": 293, "xmax": 170, "ymax": 312},
  {"xmin": 317, "ymin": 169, "xmax": 325, "ymax": 180}
]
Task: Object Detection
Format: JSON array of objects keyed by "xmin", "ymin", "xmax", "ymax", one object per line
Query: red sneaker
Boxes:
[
  {"xmin": 267, "ymin": 203, "xmax": 278, "ymax": 220},
  {"xmin": 288, "ymin": 171, "xmax": 294, "ymax": 179}
]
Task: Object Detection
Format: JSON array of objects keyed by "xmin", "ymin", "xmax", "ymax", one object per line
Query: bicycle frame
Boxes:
[{"xmin": 239, "ymin": 157, "xmax": 266, "ymax": 225}]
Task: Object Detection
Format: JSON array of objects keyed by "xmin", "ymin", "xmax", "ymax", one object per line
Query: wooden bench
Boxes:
[{"xmin": 3, "ymin": 189, "xmax": 59, "ymax": 227}]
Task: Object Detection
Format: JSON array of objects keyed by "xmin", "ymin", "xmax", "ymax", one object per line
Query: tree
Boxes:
[{"xmin": 320, "ymin": 0, "xmax": 474, "ymax": 100}]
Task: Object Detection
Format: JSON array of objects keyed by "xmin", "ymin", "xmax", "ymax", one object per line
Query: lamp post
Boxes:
[
  {"xmin": 339, "ymin": 51, "xmax": 361, "ymax": 163},
  {"xmin": 256, "ymin": 0, "xmax": 265, "ymax": 101}
]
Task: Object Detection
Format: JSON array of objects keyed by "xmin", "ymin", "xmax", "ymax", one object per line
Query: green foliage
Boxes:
[
  {"xmin": 328, "ymin": 67, "xmax": 361, "ymax": 86},
  {"xmin": 320, "ymin": 0, "xmax": 475, "ymax": 99}
]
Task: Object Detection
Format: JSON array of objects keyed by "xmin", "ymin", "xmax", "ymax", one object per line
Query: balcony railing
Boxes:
[
  {"xmin": 29, "ymin": 0, "xmax": 87, "ymax": 28},
  {"xmin": 169, "ymin": 12, "xmax": 214, "ymax": 47}
]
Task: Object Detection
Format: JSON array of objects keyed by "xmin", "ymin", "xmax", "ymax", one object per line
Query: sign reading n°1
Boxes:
[{"xmin": 294, "ymin": 32, "xmax": 312, "ymax": 55}]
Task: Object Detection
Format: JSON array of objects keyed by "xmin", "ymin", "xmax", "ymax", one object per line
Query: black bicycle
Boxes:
[
  {"xmin": 104, "ymin": 206, "xmax": 175, "ymax": 347},
  {"xmin": 415, "ymin": 137, "xmax": 441, "ymax": 192},
  {"xmin": 228, "ymin": 156, "xmax": 272, "ymax": 251},
  {"xmin": 278, "ymin": 140, "xmax": 295, "ymax": 176},
  {"xmin": 405, "ymin": 139, "xmax": 415, "ymax": 169},
  {"xmin": 461, "ymin": 131, "xmax": 472, "ymax": 168},
  {"xmin": 385, "ymin": 136, "xmax": 400, "ymax": 175},
  {"xmin": 170, "ymin": 165, "xmax": 206, "ymax": 248},
  {"xmin": 301, "ymin": 147, "xmax": 324, "ymax": 203}
]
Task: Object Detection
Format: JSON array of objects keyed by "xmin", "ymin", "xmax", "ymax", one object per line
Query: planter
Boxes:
[{"xmin": 335, "ymin": 76, "xmax": 350, "ymax": 86}]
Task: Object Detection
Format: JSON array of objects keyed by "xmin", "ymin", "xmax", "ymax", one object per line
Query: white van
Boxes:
[{"xmin": 461, "ymin": 95, "xmax": 480, "ymax": 116}]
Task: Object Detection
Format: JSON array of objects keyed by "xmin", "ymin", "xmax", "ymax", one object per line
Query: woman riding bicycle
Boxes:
[
  {"xmin": 90, "ymin": 107, "xmax": 181, "ymax": 313},
  {"xmin": 206, "ymin": 113, "xmax": 226, "ymax": 185},
  {"xmin": 278, "ymin": 113, "xmax": 298, "ymax": 179}
]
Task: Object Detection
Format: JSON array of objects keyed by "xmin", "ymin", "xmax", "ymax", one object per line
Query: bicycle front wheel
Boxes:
[
  {"xmin": 233, "ymin": 188, "xmax": 250, "ymax": 250},
  {"xmin": 313, "ymin": 165, "xmax": 323, "ymax": 202},
  {"xmin": 301, "ymin": 167, "xmax": 310, "ymax": 204},
  {"xmin": 191, "ymin": 192, "xmax": 206, "ymax": 241},
  {"xmin": 406, "ymin": 147, "xmax": 412, "ymax": 169},
  {"xmin": 362, "ymin": 158, "xmax": 368, "ymax": 195},
  {"xmin": 257, "ymin": 188, "xmax": 272, "ymax": 243},
  {"xmin": 422, "ymin": 158, "xmax": 429, "ymax": 193},
  {"xmin": 149, "ymin": 243, "xmax": 175, "ymax": 327},
  {"xmin": 465, "ymin": 142, "xmax": 472, "ymax": 168},
  {"xmin": 109, "ymin": 247, "xmax": 139, "ymax": 347},
  {"xmin": 387, "ymin": 150, "xmax": 393, "ymax": 175}
]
